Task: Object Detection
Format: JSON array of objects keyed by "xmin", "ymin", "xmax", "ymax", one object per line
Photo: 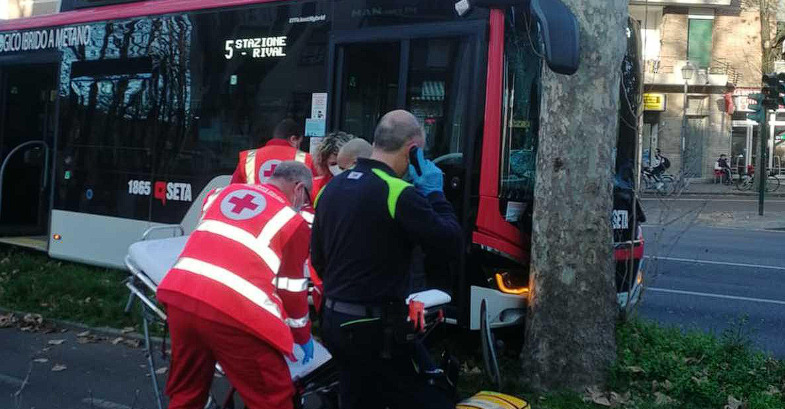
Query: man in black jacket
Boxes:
[{"xmin": 311, "ymin": 110, "xmax": 461, "ymax": 409}]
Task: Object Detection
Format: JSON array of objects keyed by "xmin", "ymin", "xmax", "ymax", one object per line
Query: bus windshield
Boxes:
[{"xmin": 500, "ymin": 8, "xmax": 541, "ymax": 202}]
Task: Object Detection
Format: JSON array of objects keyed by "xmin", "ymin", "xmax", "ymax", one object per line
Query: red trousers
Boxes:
[{"xmin": 166, "ymin": 306, "xmax": 294, "ymax": 409}]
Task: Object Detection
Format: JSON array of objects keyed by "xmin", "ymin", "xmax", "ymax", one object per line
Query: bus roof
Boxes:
[{"xmin": 0, "ymin": 0, "xmax": 275, "ymax": 32}]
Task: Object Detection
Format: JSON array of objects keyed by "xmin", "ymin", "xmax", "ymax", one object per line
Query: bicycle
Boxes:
[
  {"xmin": 641, "ymin": 168, "xmax": 674, "ymax": 196},
  {"xmin": 736, "ymin": 171, "xmax": 780, "ymax": 192}
]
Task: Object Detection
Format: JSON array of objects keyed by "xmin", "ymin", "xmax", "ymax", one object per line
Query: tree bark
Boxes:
[{"xmin": 521, "ymin": 0, "xmax": 628, "ymax": 391}]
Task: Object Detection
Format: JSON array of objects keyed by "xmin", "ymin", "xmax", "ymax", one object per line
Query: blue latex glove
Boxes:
[
  {"xmin": 298, "ymin": 337, "xmax": 314, "ymax": 364},
  {"xmin": 408, "ymin": 148, "xmax": 444, "ymax": 196}
]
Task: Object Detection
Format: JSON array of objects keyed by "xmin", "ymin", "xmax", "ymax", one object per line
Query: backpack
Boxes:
[{"xmin": 662, "ymin": 156, "xmax": 671, "ymax": 169}]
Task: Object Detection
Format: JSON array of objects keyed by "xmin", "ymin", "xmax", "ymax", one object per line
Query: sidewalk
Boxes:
[{"xmin": 644, "ymin": 180, "xmax": 785, "ymax": 197}]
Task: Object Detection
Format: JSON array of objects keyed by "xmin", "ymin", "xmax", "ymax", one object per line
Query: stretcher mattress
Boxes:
[
  {"xmin": 127, "ymin": 236, "xmax": 189, "ymax": 286},
  {"xmin": 406, "ymin": 289, "xmax": 452, "ymax": 308}
]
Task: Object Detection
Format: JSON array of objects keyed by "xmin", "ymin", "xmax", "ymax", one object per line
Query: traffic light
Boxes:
[
  {"xmin": 778, "ymin": 73, "xmax": 785, "ymax": 106},
  {"xmin": 762, "ymin": 74, "xmax": 781, "ymax": 109},
  {"xmin": 747, "ymin": 93, "xmax": 766, "ymax": 124}
]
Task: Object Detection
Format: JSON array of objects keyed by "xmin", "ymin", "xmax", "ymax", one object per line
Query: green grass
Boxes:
[
  {"xmin": 0, "ymin": 245, "xmax": 138, "ymax": 328},
  {"xmin": 452, "ymin": 319, "xmax": 785, "ymax": 408},
  {"xmin": 1, "ymin": 248, "xmax": 784, "ymax": 408}
]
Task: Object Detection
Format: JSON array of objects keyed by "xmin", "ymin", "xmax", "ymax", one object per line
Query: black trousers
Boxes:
[{"xmin": 321, "ymin": 308, "xmax": 454, "ymax": 409}]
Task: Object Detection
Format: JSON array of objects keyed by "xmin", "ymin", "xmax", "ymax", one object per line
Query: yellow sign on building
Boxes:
[{"xmin": 643, "ymin": 93, "xmax": 666, "ymax": 111}]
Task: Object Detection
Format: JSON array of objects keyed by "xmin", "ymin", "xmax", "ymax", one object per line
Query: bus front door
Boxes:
[
  {"xmin": 328, "ymin": 22, "xmax": 486, "ymax": 321},
  {"xmin": 0, "ymin": 64, "xmax": 57, "ymax": 250}
]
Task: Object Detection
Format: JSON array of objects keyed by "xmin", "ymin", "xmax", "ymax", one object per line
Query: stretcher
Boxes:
[{"xmin": 124, "ymin": 231, "xmax": 454, "ymax": 409}]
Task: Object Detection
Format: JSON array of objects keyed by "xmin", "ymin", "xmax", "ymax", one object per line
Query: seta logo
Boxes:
[{"xmin": 153, "ymin": 181, "xmax": 192, "ymax": 205}]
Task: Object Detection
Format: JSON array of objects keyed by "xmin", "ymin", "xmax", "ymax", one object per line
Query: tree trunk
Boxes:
[{"xmin": 521, "ymin": 0, "xmax": 628, "ymax": 391}]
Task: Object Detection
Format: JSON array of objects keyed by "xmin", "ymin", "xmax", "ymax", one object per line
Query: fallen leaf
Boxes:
[
  {"xmin": 48, "ymin": 339, "xmax": 65, "ymax": 345},
  {"xmin": 20, "ymin": 326, "xmax": 34, "ymax": 332},
  {"xmin": 725, "ymin": 395, "xmax": 743, "ymax": 409},
  {"xmin": 76, "ymin": 337, "xmax": 95, "ymax": 344},
  {"xmin": 0, "ymin": 313, "xmax": 16, "ymax": 328},
  {"xmin": 584, "ymin": 386, "xmax": 611, "ymax": 407},
  {"xmin": 123, "ymin": 339, "xmax": 141, "ymax": 348},
  {"xmin": 626, "ymin": 365, "xmax": 646, "ymax": 374},
  {"xmin": 33, "ymin": 358, "xmax": 49, "ymax": 363},
  {"xmin": 76, "ymin": 330, "xmax": 91, "ymax": 337},
  {"xmin": 111, "ymin": 337, "xmax": 124, "ymax": 345},
  {"xmin": 764, "ymin": 385, "xmax": 781, "ymax": 396},
  {"xmin": 664, "ymin": 380, "xmax": 673, "ymax": 390},
  {"xmin": 692, "ymin": 376, "xmax": 707, "ymax": 385},
  {"xmin": 155, "ymin": 367, "xmax": 168, "ymax": 375},
  {"xmin": 654, "ymin": 392, "xmax": 673, "ymax": 406},
  {"xmin": 610, "ymin": 391, "xmax": 631, "ymax": 405},
  {"xmin": 51, "ymin": 364, "xmax": 67, "ymax": 372},
  {"xmin": 120, "ymin": 327, "xmax": 135, "ymax": 334},
  {"xmin": 60, "ymin": 328, "xmax": 67, "ymax": 333},
  {"xmin": 22, "ymin": 313, "xmax": 43, "ymax": 325}
]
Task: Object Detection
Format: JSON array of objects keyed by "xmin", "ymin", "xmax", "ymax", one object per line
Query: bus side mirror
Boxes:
[
  {"xmin": 529, "ymin": 0, "xmax": 580, "ymax": 75},
  {"xmin": 454, "ymin": 0, "xmax": 580, "ymax": 75}
]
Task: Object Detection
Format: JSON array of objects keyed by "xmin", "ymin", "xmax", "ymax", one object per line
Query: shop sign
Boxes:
[{"xmin": 643, "ymin": 93, "xmax": 666, "ymax": 111}]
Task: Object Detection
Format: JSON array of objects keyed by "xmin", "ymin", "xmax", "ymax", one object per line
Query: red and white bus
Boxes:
[{"xmin": 0, "ymin": 0, "xmax": 642, "ymax": 329}]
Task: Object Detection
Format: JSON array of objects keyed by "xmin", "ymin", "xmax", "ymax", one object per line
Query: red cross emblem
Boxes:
[
  {"xmin": 220, "ymin": 189, "xmax": 267, "ymax": 221},
  {"xmin": 228, "ymin": 194, "xmax": 259, "ymax": 214},
  {"xmin": 259, "ymin": 159, "xmax": 282, "ymax": 183}
]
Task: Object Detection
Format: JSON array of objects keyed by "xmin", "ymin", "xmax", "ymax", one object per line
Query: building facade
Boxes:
[
  {"xmin": 0, "ymin": 0, "xmax": 60, "ymax": 19},
  {"xmin": 631, "ymin": 0, "xmax": 785, "ymax": 179}
]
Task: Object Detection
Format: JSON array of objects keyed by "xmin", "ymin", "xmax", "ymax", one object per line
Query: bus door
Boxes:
[
  {"xmin": 328, "ymin": 21, "xmax": 486, "ymax": 311},
  {"xmin": 0, "ymin": 63, "xmax": 57, "ymax": 249}
]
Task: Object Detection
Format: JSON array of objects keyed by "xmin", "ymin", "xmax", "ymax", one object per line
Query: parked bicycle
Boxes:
[{"xmin": 735, "ymin": 166, "xmax": 780, "ymax": 192}]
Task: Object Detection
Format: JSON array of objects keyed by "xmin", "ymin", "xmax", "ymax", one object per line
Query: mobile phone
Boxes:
[{"xmin": 409, "ymin": 146, "xmax": 423, "ymax": 177}]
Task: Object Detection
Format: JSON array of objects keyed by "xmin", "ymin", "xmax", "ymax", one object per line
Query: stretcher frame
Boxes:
[{"xmin": 123, "ymin": 224, "xmax": 230, "ymax": 409}]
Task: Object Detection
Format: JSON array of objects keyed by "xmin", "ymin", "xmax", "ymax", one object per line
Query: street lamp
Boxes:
[{"xmin": 680, "ymin": 61, "xmax": 696, "ymax": 175}]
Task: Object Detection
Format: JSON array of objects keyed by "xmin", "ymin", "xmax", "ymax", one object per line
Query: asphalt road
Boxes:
[
  {"xmin": 0, "ymin": 328, "xmax": 232, "ymax": 409},
  {"xmin": 638, "ymin": 223, "xmax": 785, "ymax": 357}
]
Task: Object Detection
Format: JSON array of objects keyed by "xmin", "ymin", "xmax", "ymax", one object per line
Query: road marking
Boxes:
[
  {"xmin": 81, "ymin": 398, "xmax": 138, "ymax": 409},
  {"xmin": 645, "ymin": 256, "xmax": 785, "ymax": 271},
  {"xmin": 648, "ymin": 287, "xmax": 785, "ymax": 306},
  {"xmin": 0, "ymin": 373, "xmax": 25, "ymax": 387},
  {"xmin": 642, "ymin": 198, "xmax": 785, "ymax": 203}
]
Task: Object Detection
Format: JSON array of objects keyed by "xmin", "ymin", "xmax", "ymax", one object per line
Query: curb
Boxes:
[
  {"xmin": 0, "ymin": 306, "xmax": 166, "ymax": 346},
  {"xmin": 642, "ymin": 192, "xmax": 785, "ymax": 198}
]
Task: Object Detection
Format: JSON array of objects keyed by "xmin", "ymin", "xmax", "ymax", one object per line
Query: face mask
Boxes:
[
  {"xmin": 292, "ymin": 186, "xmax": 307, "ymax": 212},
  {"xmin": 329, "ymin": 164, "xmax": 343, "ymax": 176}
]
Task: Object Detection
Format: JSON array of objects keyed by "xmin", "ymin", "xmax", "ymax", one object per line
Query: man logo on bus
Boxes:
[
  {"xmin": 220, "ymin": 189, "xmax": 266, "ymax": 221},
  {"xmin": 154, "ymin": 181, "xmax": 193, "ymax": 206},
  {"xmin": 259, "ymin": 159, "xmax": 282, "ymax": 184}
]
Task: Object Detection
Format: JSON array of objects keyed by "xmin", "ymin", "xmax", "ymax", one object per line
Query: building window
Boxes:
[{"xmin": 688, "ymin": 17, "xmax": 713, "ymax": 69}]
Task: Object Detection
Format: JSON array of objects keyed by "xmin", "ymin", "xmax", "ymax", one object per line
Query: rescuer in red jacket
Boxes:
[
  {"xmin": 157, "ymin": 161, "xmax": 315, "ymax": 409},
  {"xmin": 231, "ymin": 119, "xmax": 317, "ymax": 184}
]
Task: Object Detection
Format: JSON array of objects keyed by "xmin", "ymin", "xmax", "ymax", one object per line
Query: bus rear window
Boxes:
[{"xmin": 500, "ymin": 9, "xmax": 541, "ymax": 202}]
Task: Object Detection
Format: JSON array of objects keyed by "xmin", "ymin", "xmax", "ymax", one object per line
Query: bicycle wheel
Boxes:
[
  {"xmin": 737, "ymin": 177, "xmax": 753, "ymax": 191},
  {"xmin": 659, "ymin": 175, "xmax": 675, "ymax": 195},
  {"xmin": 766, "ymin": 175, "xmax": 780, "ymax": 192}
]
